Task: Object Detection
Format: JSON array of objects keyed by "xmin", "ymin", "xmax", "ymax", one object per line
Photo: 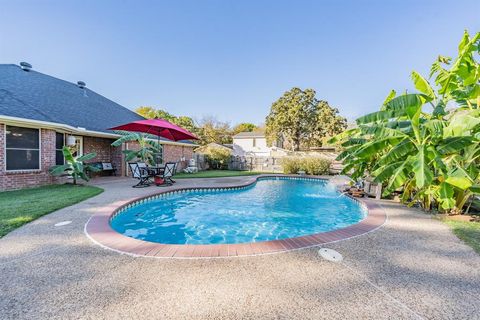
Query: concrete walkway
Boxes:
[{"xmin": 0, "ymin": 176, "xmax": 479, "ymax": 319}]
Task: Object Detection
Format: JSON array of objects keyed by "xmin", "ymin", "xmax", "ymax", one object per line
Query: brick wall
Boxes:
[
  {"xmin": 163, "ymin": 144, "xmax": 194, "ymax": 170},
  {"xmin": 0, "ymin": 125, "xmax": 194, "ymax": 190},
  {"xmin": 82, "ymin": 136, "xmax": 123, "ymax": 177},
  {"xmin": 0, "ymin": 124, "xmax": 56, "ymax": 191},
  {"xmin": 123, "ymin": 142, "xmax": 194, "ymax": 171}
]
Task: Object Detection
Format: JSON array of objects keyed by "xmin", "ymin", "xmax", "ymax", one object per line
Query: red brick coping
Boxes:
[{"xmin": 85, "ymin": 176, "xmax": 386, "ymax": 259}]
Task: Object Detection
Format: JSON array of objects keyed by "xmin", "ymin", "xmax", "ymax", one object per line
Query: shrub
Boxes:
[
  {"xmin": 281, "ymin": 156, "xmax": 332, "ymax": 175},
  {"xmin": 203, "ymin": 146, "xmax": 232, "ymax": 170}
]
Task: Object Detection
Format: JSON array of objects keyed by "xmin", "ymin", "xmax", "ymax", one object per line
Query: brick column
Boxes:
[
  {"xmin": 0, "ymin": 124, "xmax": 5, "ymax": 190},
  {"xmin": 41, "ymin": 129, "xmax": 56, "ymax": 173}
]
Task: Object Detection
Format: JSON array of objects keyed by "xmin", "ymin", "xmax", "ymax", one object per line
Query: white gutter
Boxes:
[{"xmin": 0, "ymin": 115, "xmax": 196, "ymax": 147}]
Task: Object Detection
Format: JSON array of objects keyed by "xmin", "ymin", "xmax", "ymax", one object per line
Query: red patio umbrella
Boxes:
[
  {"xmin": 109, "ymin": 119, "xmax": 198, "ymax": 169},
  {"xmin": 108, "ymin": 119, "xmax": 198, "ymax": 141}
]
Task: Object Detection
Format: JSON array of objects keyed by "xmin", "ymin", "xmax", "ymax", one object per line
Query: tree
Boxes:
[
  {"xmin": 49, "ymin": 147, "xmax": 99, "ymax": 185},
  {"xmin": 232, "ymin": 122, "xmax": 257, "ymax": 135},
  {"xmin": 111, "ymin": 132, "xmax": 162, "ymax": 165},
  {"xmin": 308, "ymin": 100, "xmax": 347, "ymax": 147},
  {"xmin": 136, "ymin": 106, "xmax": 158, "ymax": 119},
  {"xmin": 195, "ymin": 116, "xmax": 232, "ymax": 145},
  {"xmin": 265, "ymin": 87, "xmax": 346, "ymax": 151},
  {"xmin": 135, "ymin": 106, "xmax": 197, "ymax": 134},
  {"xmin": 330, "ymin": 30, "xmax": 480, "ymax": 213}
]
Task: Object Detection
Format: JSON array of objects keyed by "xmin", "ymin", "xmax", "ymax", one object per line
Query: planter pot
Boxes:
[{"xmin": 154, "ymin": 176, "xmax": 164, "ymax": 186}]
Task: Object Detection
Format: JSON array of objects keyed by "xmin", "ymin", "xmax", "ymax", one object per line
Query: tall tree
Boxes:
[
  {"xmin": 195, "ymin": 116, "xmax": 232, "ymax": 145},
  {"xmin": 265, "ymin": 87, "xmax": 346, "ymax": 151},
  {"xmin": 135, "ymin": 106, "xmax": 196, "ymax": 134},
  {"xmin": 232, "ymin": 122, "xmax": 257, "ymax": 135},
  {"xmin": 308, "ymin": 100, "xmax": 347, "ymax": 147}
]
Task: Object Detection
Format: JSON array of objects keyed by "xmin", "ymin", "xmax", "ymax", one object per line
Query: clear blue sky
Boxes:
[{"xmin": 1, "ymin": 0, "xmax": 479, "ymax": 125}]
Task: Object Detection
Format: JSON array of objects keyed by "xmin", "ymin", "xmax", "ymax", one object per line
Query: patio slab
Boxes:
[{"xmin": 0, "ymin": 176, "xmax": 479, "ymax": 319}]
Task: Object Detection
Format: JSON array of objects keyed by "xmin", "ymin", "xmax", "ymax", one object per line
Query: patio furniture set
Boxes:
[{"xmin": 128, "ymin": 162, "xmax": 177, "ymax": 188}]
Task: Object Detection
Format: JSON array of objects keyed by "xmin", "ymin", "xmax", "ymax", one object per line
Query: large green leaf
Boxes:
[
  {"xmin": 438, "ymin": 182, "xmax": 455, "ymax": 209},
  {"xmin": 328, "ymin": 128, "xmax": 360, "ymax": 144},
  {"xmin": 412, "ymin": 145, "xmax": 433, "ymax": 189},
  {"xmin": 444, "ymin": 110, "xmax": 480, "ymax": 137},
  {"xmin": 79, "ymin": 172, "xmax": 90, "ymax": 182},
  {"xmin": 445, "ymin": 167, "xmax": 474, "ymax": 190},
  {"xmin": 62, "ymin": 147, "xmax": 75, "ymax": 162},
  {"xmin": 377, "ymin": 139, "xmax": 415, "ymax": 166},
  {"xmin": 411, "ymin": 71, "xmax": 436, "ymax": 99},
  {"xmin": 77, "ymin": 152, "xmax": 97, "ymax": 162},
  {"xmin": 423, "ymin": 119, "xmax": 445, "ymax": 138},
  {"xmin": 354, "ymin": 136, "xmax": 401, "ymax": 158},
  {"xmin": 356, "ymin": 110, "xmax": 397, "ymax": 124},
  {"xmin": 359, "ymin": 124, "xmax": 407, "ymax": 138},
  {"xmin": 427, "ymin": 146, "xmax": 447, "ymax": 174},
  {"xmin": 432, "ymin": 100, "xmax": 447, "ymax": 117},
  {"xmin": 469, "ymin": 185, "xmax": 480, "ymax": 194},
  {"xmin": 373, "ymin": 161, "xmax": 403, "ymax": 183},
  {"xmin": 111, "ymin": 132, "xmax": 144, "ymax": 147},
  {"xmin": 341, "ymin": 138, "xmax": 367, "ymax": 147},
  {"xmin": 437, "ymin": 136, "xmax": 475, "ymax": 154},
  {"xmin": 380, "ymin": 90, "xmax": 396, "ymax": 111},
  {"xmin": 384, "ymin": 93, "xmax": 430, "ymax": 113},
  {"xmin": 385, "ymin": 160, "xmax": 409, "ymax": 194},
  {"xmin": 48, "ymin": 164, "xmax": 71, "ymax": 176}
]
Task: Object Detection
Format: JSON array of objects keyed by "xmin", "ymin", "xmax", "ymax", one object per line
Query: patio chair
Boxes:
[
  {"xmin": 128, "ymin": 162, "xmax": 152, "ymax": 188},
  {"xmin": 155, "ymin": 162, "xmax": 177, "ymax": 186},
  {"xmin": 170, "ymin": 162, "xmax": 179, "ymax": 183}
]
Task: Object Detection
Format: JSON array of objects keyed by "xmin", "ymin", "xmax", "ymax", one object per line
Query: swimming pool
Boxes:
[{"xmin": 110, "ymin": 177, "xmax": 367, "ymax": 245}]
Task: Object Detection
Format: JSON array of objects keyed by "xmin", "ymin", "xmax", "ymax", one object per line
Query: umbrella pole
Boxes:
[{"xmin": 157, "ymin": 135, "xmax": 160, "ymax": 166}]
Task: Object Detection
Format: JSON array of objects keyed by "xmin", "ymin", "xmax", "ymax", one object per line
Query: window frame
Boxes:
[
  {"xmin": 72, "ymin": 136, "xmax": 83, "ymax": 157},
  {"xmin": 4, "ymin": 125, "xmax": 42, "ymax": 172},
  {"xmin": 55, "ymin": 132, "xmax": 65, "ymax": 166}
]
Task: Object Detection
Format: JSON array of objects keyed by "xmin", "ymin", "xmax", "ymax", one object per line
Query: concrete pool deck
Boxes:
[{"xmin": 0, "ymin": 175, "xmax": 479, "ymax": 319}]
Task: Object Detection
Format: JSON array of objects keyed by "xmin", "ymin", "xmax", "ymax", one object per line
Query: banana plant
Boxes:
[
  {"xmin": 330, "ymin": 30, "xmax": 480, "ymax": 213},
  {"xmin": 111, "ymin": 131, "xmax": 162, "ymax": 165},
  {"xmin": 49, "ymin": 146, "xmax": 99, "ymax": 185}
]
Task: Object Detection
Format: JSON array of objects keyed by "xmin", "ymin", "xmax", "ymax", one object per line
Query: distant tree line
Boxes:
[
  {"xmin": 135, "ymin": 106, "xmax": 259, "ymax": 145},
  {"xmin": 135, "ymin": 88, "xmax": 347, "ymax": 150}
]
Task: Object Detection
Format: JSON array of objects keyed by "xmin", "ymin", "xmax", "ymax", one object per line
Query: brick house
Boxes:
[{"xmin": 0, "ymin": 63, "xmax": 195, "ymax": 191}]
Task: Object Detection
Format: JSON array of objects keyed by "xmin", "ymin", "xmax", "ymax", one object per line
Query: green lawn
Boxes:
[
  {"xmin": 443, "ymin": 219, "xmax": 480, "ymax": 254},
  {"xmin": 0, "ymin": 184, "xmax": 103, "ymax": 237},
  {"xmin": 174, "ymin": 170, "xmax": 269, "ymax": 179}
]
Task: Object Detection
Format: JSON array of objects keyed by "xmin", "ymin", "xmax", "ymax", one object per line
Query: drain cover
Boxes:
[
  {"xmin": 54, "ymin": 221, "xmax": 72, "ymax": 227},
  {"xmin": 318, "ymin": 248, "xmax": 343, "ymax": 262}
]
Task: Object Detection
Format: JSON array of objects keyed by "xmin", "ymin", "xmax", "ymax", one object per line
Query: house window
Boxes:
[
  {"xmin": 55, "ymin": 132, "xmax": 65, "ymax": 165},
  {"xmin": 5, "ymin": 126, "xmax": 40, "ymax": 171},
  {"xmin": 72, "ymin": 136, "xmax": 83, "ymax": 157}
]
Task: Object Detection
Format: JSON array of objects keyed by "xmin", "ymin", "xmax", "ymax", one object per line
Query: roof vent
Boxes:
[
  {"xmin": 77, "ymin": 81, "xmax": 86, "ymax": 89},
  {"xmin": 19, "ymin": 62, "xmax": 32, "ymax": 71}
]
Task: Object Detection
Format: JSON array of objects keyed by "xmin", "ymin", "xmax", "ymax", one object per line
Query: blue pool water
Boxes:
[{"xmin": 110, "ymin": 178, "xmax": 367, "ymax": 245}]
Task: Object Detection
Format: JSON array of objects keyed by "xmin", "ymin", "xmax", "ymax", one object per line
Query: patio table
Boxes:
[{"xmin": 147, "ymin": 165, "xmax": 165, "ymax": 176}]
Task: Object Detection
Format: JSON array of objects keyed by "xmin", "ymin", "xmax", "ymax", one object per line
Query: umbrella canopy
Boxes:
[{"xmin": 108, "ymin": 119, "xmax": 198, "ymax": 141}]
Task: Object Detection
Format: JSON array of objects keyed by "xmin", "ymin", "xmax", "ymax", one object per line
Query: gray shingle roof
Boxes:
[
  {"xmin": 0, "ymin": 64, "xmax": 145, "ymax": 133},
  {"xmin": 233, "ymin": 131, "xmax": 265, "ymax": 138},
  {"xmin": 0, "ymin": 64, "xmax": 195, "ymax": 145}
]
